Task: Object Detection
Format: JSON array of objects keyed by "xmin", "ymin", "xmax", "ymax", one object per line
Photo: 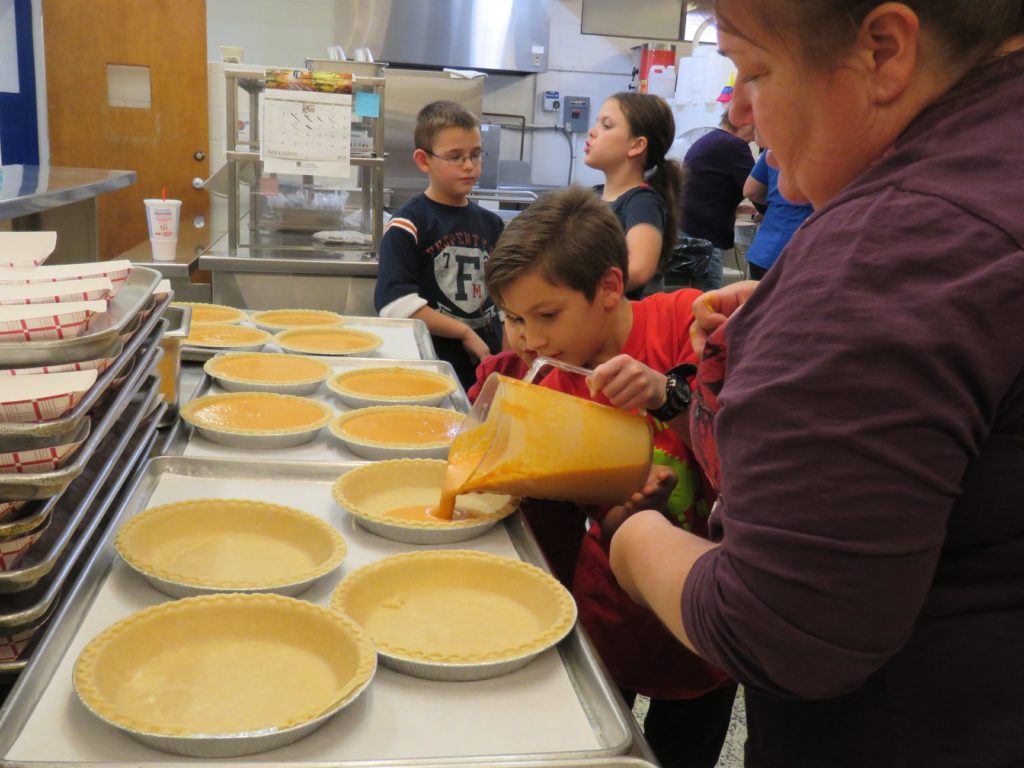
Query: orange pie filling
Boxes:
[
  {"xmin": 256, "ymin": 311, "xmax": 343, "ymax": 327},
  {"xmin": 339, "ymin": 370, "xmax": 451, "ymax": 398},
  {"xmin": 187, "ymin": 325, "xmax": 266, "ymax": 346},
  {"xmin": 190, "ymin": 396, "xmax": 327, "ymax": 431},
  {"xmin": 282, "ymin": 329, "xmax": 379, "ymax": 353},
  {"xmin": 340, "ymin": 410, "xmax": 462, "ymax": 445},
  {"xmin": 211, "ymin": 355, "xmax": 329, "ymax": 383}
]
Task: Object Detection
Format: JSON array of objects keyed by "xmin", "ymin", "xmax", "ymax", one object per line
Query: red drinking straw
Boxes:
[{"xmin": 161, "ymin": 187, "xmax": 167, "ymax": 201}]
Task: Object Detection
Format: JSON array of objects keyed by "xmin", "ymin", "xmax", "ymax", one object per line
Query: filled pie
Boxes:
[
  {"xmin": 328, "ymin": 367, "xmax": 457, "ymax": 407},
  {"xmin": 185, "ymin": 323, "xmax": 270, "ymax": 349},
  {"xmin": 275, "ymin": 327, "xmax": 382, "ymax": 356},
  {"xmin": 172, "ymin": 302, "xmax": 247, "ymax": 325},
  {"xmin": 181, "ymin": 392, "xmax": 332, "ymax": 435},
  {"xmin": 116, "ymin": 498, "xmax": 347, "ymax": 595},
  {"xmin": 74, "ymin": 593, "xmax": 376, "ymax": 739},
  {"xmin": 250, "ymin": 309, "xmax": 346, "ymax": 331},
  {"xmin": 204, "ymin": 352, "xmax": 332, "ymax": 393},
  {"xmin": 332, "ymin": 406, "xmax": 462, "ymax": 447},
  {"xmin": 331, "ymin": 550, "xmax": 575, "ymax": 667}
]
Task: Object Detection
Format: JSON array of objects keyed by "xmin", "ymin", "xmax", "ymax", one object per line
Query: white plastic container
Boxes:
[{"xmin": 143, "ymin": 199, "xmax": 182, "ymax": 261}]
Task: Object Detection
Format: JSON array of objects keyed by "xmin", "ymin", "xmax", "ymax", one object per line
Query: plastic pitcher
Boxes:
[{"xmin": 435, "ymin": 373, "xmax": 653, "ymax": 518}]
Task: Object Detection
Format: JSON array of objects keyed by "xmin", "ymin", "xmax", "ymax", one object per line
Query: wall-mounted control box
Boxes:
[
  {"xmin": 563, "ymin": 96, "xmax": 591, "ymax": 133},
  {"xmin": 542, "ymin": 90, "xmax": 561, "ymax": 112}
]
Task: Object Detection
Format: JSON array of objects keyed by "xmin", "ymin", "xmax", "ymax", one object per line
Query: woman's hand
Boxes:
[
  {"xmin": 623, "ymin": 464, "xmax": 678, "ymax": 514},
  {"xmin": 690, "ymin": 280, "xmax": 759, "ymax": 356},
  {"xmin": 587, "ymin": 354, "xmax": 667, "ymax": 411}
]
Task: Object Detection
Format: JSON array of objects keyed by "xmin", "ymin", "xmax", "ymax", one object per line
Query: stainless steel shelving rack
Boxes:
[{"xmin": 223, "ymin": 66, "xmax": 387, "ymax": 256}]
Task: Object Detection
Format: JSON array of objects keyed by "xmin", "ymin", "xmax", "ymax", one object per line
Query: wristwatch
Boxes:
[{"xmin": 648, "ymin": 363, "xmax": 697, "ymax": 421}]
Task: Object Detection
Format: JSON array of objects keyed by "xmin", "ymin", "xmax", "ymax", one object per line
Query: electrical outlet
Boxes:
[
  {"xmin": 542, "ymin": 91, "xmax": 561, "ymax": 112},
  {"xmin": 563, "ymin": 96, "xmax": 591, "ymax": 133}
]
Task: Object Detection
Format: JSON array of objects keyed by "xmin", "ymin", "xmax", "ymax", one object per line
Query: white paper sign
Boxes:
[{"xmin": 261, "ymin": 89, "xmax": 352, "ymax": 177}]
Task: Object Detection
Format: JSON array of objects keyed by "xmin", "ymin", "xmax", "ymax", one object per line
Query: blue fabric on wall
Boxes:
[{"xmin": 0, "ymin": 0, "xmax": 39, "ymax": 165}]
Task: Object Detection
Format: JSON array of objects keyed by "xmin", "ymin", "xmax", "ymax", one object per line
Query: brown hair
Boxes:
[
  {"xmin": 609, "ymin": 92, "xmax": 685, "ymax": 271},
  {"xmin": 413, "ymin": 100, "xmax": 480, "ymax": 151},
  {"xmin": 486, "ymin": 186, "xmax": 628, "ymax": 305},
  {"xmin": 711, "ymin": 1, "xmax": 1024, "ymax": 71}
]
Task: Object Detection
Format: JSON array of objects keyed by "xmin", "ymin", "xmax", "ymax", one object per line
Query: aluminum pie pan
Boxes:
[
  {"xmin": 378, "ymin": 648, "xmax": 553, "ymax": 682},
  {"xmin": 328, "ymin": 407, "xmax": 463, "ymax": 461},
  {"xmin": 348, "ymin": 512, "xmax": 510, "ymax": 545},
  {"xmin": 188, "ymin": 423, "xmax": 328, "ymax": 451},
  {"xmin": 73, "ymin": 660, "xmax": 376, "ymax": 759},
  {"xmin": 126, "ymin": 565, "xmax": 341, "ymax": 599}
]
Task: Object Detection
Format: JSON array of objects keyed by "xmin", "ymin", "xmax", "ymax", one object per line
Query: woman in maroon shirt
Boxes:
[{"xmin": 597, "ymin": 2, "xmax": 1024, "ymax": 766}]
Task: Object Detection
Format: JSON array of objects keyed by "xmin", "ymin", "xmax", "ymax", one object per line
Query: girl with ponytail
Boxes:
[{"xmin": 584, "ymin": 91, "xmax": 684, "ymax": 299}]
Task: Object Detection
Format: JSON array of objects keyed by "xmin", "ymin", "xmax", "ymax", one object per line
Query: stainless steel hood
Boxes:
[{"xmin": 333, "ymin": 0, "xmax": 551, "ymax": 74}]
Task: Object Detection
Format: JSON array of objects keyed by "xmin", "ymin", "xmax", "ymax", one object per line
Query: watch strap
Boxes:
[{"xmin": 648, "ymin": 363, "xmax": 697, "ymax": 421}]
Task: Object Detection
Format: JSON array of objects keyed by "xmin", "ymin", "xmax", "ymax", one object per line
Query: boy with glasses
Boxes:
[{"xmin": 375, "ymin": 100, "xmax": 503, "ymax": 387}]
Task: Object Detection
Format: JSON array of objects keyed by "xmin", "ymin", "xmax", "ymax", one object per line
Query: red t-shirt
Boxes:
[
  {"xmin": 540, "ymin": 289, "xmax": 730, "ymax": 699},
  {"xmin": 466, "ymin": 350, "xmax": 531, "ymax": 403}
]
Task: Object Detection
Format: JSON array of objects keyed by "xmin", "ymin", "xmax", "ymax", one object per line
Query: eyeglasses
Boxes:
[{"xmin": 425, "ymin": 150, "xmax": 487, "ymax": 167}]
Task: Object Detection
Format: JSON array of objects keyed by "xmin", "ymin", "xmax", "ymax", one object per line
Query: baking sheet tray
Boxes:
[
  {"xmin": 0, "ymin": 266, "xmax": 162, "ymax": 368},
  {"xmin": 0, "ymin": 291, "xmax": 171, "ymax": 439},
  {"xmin": 0, "ymin": 457, "xmax": 635, "ymax": 765},
  {"xmin": 181, "ymin": 315, "xmax": 435, "ymax": 363},
  {"xmin": 0, "ymin": 376, "xmax": 162, "ymax": 594},
  {"xmin": 176, "ymin": 357, "xmax": 470, "ymax": 462},
  {"xmin": 0, "ymin": 335, "xmax": 163, "ymax": 501},
  {"xmin": 0, "ymin": 404, "xmax": 164, "ymax": 677}
]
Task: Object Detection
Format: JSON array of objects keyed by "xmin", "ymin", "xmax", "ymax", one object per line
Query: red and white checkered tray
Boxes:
[
  {"xmin": 0, "ymin": 338, "xmax": 122, "ymax": 378},
  {"xmin": 0, "ymin": 431, "xmax": 86, "ymax": 474},
  {"xmin": 0, "ymin": 300, "xmax": 108, "ymax": 343},
  {"xmin": 0, "ymin": 370, "xmax": 98, "ymax": 424},
  {"xmin": 0, "ymin": 277, "xmax": 113, "ymax": 306},
  {"xmin": 0, "ymin": 522, "xmax": 48, "ymax": 571},
  {"xmin": 0, "ymin": 232, "xmax": 56, "ymax": 269},
  {"xmin": 0, "ymin": 260, "xmax": 133, "ymax": 297},
  {"xmin": 0, "ymin": 500, "xmax": 26, "ymax": 522}
]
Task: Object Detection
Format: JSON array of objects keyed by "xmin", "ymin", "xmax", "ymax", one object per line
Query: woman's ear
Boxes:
[
  {"xmin": 855, "ymin": 3, "xmax": 921, "ymax": 104},
  {"xmin": 413, "ymin": 148, "xmax": 432, "ymax": 173}
]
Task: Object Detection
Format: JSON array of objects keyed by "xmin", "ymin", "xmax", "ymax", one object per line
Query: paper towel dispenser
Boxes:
[{"xmin": 332, "ymin": 0, "xmax": 551, "ymax": 74}]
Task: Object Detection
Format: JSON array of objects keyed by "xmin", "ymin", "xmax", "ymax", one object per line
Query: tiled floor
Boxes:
[{"xmin": 631, "ymin": 688, "xmax": 747, "ymax": 768}]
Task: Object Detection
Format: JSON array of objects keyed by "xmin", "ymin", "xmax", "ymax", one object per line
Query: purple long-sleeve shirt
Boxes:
[{"xmin": 684, "ymin": 49, "xmax": 1024, "ymax": 765}]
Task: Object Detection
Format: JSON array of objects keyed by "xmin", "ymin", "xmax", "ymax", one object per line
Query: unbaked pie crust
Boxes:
[
  {"xmin": 185, "ymin": 323, "xmax": 271, "ymax": 349},
  {"xmin": 327, "ymin": 367, "xmax": 457, "ymax": 404},
  {"xmin": 330, "ymin": 406, "xmax": 463, "ymax": 448},
  {"xmin": 74, "ymin": 593, "xmax": 376, "ymax": 737},
  {"xmin": 116, "ymin": 499, "xmax": 347, "ymax": 592},
  {"xmin": 331, "ymin": 549, "xmax": 575, "ymax": 664},
  {"xmin": 204, "ymin": 352, "xmax": 332, "ymax": 387},
  {"xmin": 172, "ymin": 302, "xmax": 247, "ymax": 326},
  {"xmin": 275, "ymin": 327, "xmax": 382, "ymax": 356},
  {"xmin": 180, "ymin": 392, "xmax": 333, "ymax": 435}
]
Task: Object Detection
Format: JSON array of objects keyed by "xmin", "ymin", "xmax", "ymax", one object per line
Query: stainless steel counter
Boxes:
[
  {"xmin": 198, "ymin": 232, "xmax": 378, "ymax": 313},
  {"xmin": 0, "ymin": 165, "xmax": 136, "ymax": 264}
]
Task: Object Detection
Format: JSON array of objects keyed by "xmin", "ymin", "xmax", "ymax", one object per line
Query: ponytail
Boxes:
[{"xmin": 648, "ymin": 159, "xmax": 685, "ymax": 271}]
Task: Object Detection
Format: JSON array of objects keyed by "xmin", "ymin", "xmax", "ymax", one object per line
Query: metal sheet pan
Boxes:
[
  {"xmin": 0, "ymin": 457, "xmax": 641, "ymax": 766},
  {"xmin": 0, "ymin": 405, "xmax": 164, "ymax": 677},
  {"xmin": 0, "ymin": 336, "xmax": 163, "ymax": 501},
  {"xmin": 0, "ymin": 266, "xmax": 162, "ymax": 367},
  {"xmin": 0, "ymin": 291, "xmax": 171, "ymax": 439},
  {"xmin": 169, "ymin": 357, "xmax": 470, "ymax": 462},
  {"xmin": 181, "ymin": 315, "xmax": 436, "ymax": 362},
  {"xmin": 0, "ymin": 376, "xmax": 162, "ymax": 596}
]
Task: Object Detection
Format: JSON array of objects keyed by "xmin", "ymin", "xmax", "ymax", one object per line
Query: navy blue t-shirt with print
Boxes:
[{"xmin": 374, "ymin": 193, "xmax": 504, "ymax": 387}]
